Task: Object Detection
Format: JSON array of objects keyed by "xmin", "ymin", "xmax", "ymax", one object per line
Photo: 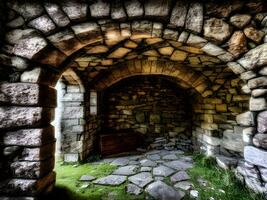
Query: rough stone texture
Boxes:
[
  {"xmin": 0, "ymin": 107, "xmax": 53, "ymax": 129},
  {"xmin": 128, "ymin": 172, "xmax": 153, "ymax": 188},
  {"xmin": 171, "ymin": 171, "xmax": 190, "ymax": 183},
  {"xmin": 238, "ymin": 44, "xmax": 267, "ymax": 70},
  {"xmin": 126, "ymin": 183, "xmax": 143, "ymax": 195},
  {"xmin": 248, "ymin": 77, "xmax": 267, "ymax": 89},
  {"xmin": 90, "ymin": 1, "xmax": 110, "ymax": 18},
  {"xmin": 228, "ymin": 31, "xmax": 247, "ymax": 58},
  {"xmin": 253, "ymin": 134, "xmax": 267, "ymax": 149},
  {"xmin": 146, "ymin": 181, "xmax": 182, "ymax": 200},
  {"xmin": 236, "ymin": 111, "xmax": 255, "ymax": 126},
  {"xmin": 28, "ymin": 15, "xmax": 56, "ymax": 35},
  {"xmin": 185, "ymin": 2, "xmax": 203, "ymax": 33},
  {"xmin": 204, "ymin": 18, "xmax": 232, "ymax": 44},
  {"xmin": 44, "ymin": 3, "xmax": 70, "ymax": 27},
  {"xmin": 249, "ymin": 97, "xmax": 267, "ymax": 111},
  {"xmin": 0, "ymin": 172, "xmax": 55, "ymax": 196},
  {"xmin": 170, "ymin": 1, "xmax": 188, "ymax": 28},
  {"xmin": 144, "ymin": 0, "xmax": 171, "ymax": 19},
  {"xmin": 2, "ymin": 126, "xmax": 54, "ymax": 146},
  {"xmin": 244, "ymin": 146, "xmax": 267, "ymax": 168},
  {"xmin": 113, "ymin": 165, "xmax": 138, "ymax": 176},
  {"xmin": 230, "ymin": 14, "xmax": 251, "ymax": 29},
  {"xmin": 0, "ymin": 83, "xmax": 56, "ymax": 107},
  {"xmin": 93, "ymin": 175, "xmax": 127, "ymax": 186},
  {"xmin": 257, "ymin": 111, "xmax": 267, "ymax": 133},
  {"xmin": 244, "ymin": 27, "xmax": 265, "ymax": 44},
  {"xmin": 164, "ymin": 160, "xmax": 193, "ymax": 171},
  {"xmin": 153, "ymin": 165, "xmax": 175, "ymax": 177},
  {"xmin": 216, "ymin": 155, "xmax": 238, "ymax": 170},
  {"xmin": 140, "ymin": 159, "xmax": 157, "ymax": 167},
  {"xmin": 124, "ymin": 0, "xmax": 143, "ymax": 19},
  {"xmin": 61, "ymin": 1, "xmax": 88, "ymax": 21},
  {"xmin": 10, "ymin": 157, "xmax": 54, "ymax": 178}
]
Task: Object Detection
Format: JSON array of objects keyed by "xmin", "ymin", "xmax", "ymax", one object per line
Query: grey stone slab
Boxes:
[
  {"xmin": 79, "ymin": 175, "xmax": 96, "ymax": 181},
  {"xmin": 153, "ymin": 165, "xmax": 175, "ymax": 177},
  {"xmin": 147, "ymin": 154, "xmax": 161, "ymax": 161},
  {"xmin": 146, "ymin": 181, "xmax": 183, "ymax": 200},
  {"xmin": 93, "ymin": 175, "xmax": 127, "ymax": 186},
  {"xmin": 111, "ymin": 158, "xmax": 130, "ymax": 166},
  {"xmin": 113, "ymin": 165, "xmax": 138, "ymax": 176},
  {"xmin": 162, "ymin": 154, "xmax": 178, "ymax": 160},
  {"xmin": 244, "ymin": 146, "xmax": 267, "ymax": 168},
  {"xmin": 126, "ymin": 184, "xmax": 143, "ymax": 195},
  {"xmin": 164, "ymin": 160, "xmax": 193, "ymax": 171},
  {"xmin": 140, "ymin": 167, "xmax": 152, "ymax": 172},
  {"xmin": 128, "ymin": 172, "xmax": 153, "ymax": 188},
  {"xmin": 171, "ymin": 171, "xmax": 190, "ymax": 183},
  {"xmin": 140, "ymin": 159, "xmax": 157, "ymax": 167}
]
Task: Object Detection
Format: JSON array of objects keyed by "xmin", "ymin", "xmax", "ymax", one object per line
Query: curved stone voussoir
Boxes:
[
  {"xmin": 169, "ymin": 1, "xmax": 188, "ymax": 28},
  {"xmin": 27, "ymin": 15, "xmax": 56, "ymax": 35},
  {"xmin": 60, "ymin": 0, "xmax": 88, "ymax": 22},
  {"xmin": 144, "ymin": 0, "xmax": 172, "ymax": 20},
  {"xmin": 111, "ymin": 1, "xmax": 127, "ymax": 20},
  {"xmin": 0, "ymin": 107, "xmax": 54, "ymax": 130},
  {"xmin": 124, "ymin": 0, "xmax": 144, "ymax": 19},
  {"xmin": 90, "ymin": 0, "xmax": 110, "ymax": 18}
]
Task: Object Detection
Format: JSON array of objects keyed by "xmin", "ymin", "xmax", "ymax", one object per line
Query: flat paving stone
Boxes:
[
  {"xmin": 174, "ymin": 181, "xmax": 194, "ymax": 191},
  {"xmin": 153, "ymin": 165, "xmax": 175, "ymax": 177},
  {"xmin": 111, "ymin": 158, "xmax": 129, "ymax": 166},
  {"xmin": 146, "ymin": 150, "xmax": 161, "ymax": 155},
  {"xmin": 171, "ymin": 171, "xmax": 190, "ymax": 183},
  {"xmin": 79, "ymin": 175, "xmax": 96, "ymax": 181},
  {"xmin": 129, "ymin": 160, "xmax": 139, "ymax": 165},
  {"xmin": 128, "ymin": 172, "xmax": 153, "ymax": 188},
  {"xmin": 180, "ymin": 156, "xmax": 193, "ymax": 163},
  {"xmin": 146, "ymin": 181, "xmax": 183, "ymax": 200},
  {"xmin": 164, "ymin": 160, "xmax": 193, "ymax": 170},
  {"xmin": 126, "ymin": 184, "xmax": 143, "ymax": 195},
  {"xmin": 93, "ymin": 175, "xmax": 127, "ymax": 186},
  {"xmin": 162, "ymin": 154, "xmax": 178, "ymax": 160},
  {"xmin": 113, "ymin": 165, "xmax": 138, "ymax": 176},
  {"xmin": 147, "ymin": 154, "xmax": 161, "ymax": 161},
  {"xmin": 154, "ymin": 176, "xmax": 164, "ymax": 181},
  {"xmin": 140, "ymin": 159, "xmax": 157, "ymax": 167},
  {"xmin": 140, "ymin": 166, "xmax": 152, "ymax": 172}
]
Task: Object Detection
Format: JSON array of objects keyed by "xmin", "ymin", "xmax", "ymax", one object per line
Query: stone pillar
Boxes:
[
  {"xmin": 236, "ymin": 71, "xmax": 267, "ymax": 193},
  {"xmin": 0, "ymin": 83, "xmax": 56, "ymax": 199}
]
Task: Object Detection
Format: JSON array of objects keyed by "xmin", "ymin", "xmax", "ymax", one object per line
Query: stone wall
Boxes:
[
  {"xmin": 102, "ymin": 76, "xmax": 193, "ymax": 149},
  {"xmin": 0, "ymin": 0, "xmax": 267, "ymax": 198}
]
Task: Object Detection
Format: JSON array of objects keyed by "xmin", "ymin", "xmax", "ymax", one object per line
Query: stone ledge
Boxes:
[{"xmin": 244, "ymin": 146, "xmax": 267, "ymax": 168}]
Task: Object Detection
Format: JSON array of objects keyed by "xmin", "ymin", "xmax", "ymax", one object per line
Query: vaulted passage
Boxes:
[{"xmin": 1, "ymin": 0, "xmax": 267, "ymax": 198}]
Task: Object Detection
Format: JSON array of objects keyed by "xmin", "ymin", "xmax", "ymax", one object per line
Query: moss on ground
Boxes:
[
  {"xmin": 188, "ymin": 154, "xmax": 266, "ymax": 200},
  {"xmin": 44, "ymin": 155, "xmax": 266, "ymax": 200}
]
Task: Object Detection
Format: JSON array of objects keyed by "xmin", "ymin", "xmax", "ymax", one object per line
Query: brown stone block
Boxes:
[
  {"xmin": 10, "ymin": 157, "xmax": 55, "ymax": 179},
  {"xmin": 2, "ymin": 126, "xmax": 55, "ymax": 147},
  {"xmin": 0, "ymin": 83, "xmax": 56, "ymax": 107},
  {"xmin": 0, "ymin": 107, "xmax": 54, "ymax": 130},
  {"xmin": 0, "ymin": 171, "xmax": 55, "ymax": 196}
]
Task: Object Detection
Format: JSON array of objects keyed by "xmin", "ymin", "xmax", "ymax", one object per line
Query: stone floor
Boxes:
[{"xmin": 78, "ymin": 150, "xmax": 203, "ymax": 200}]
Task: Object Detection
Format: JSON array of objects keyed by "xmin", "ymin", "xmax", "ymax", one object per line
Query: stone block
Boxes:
[
  {"xmin": 258, "ymin": 111, "xmax": 267, "ymax": 133},
  {"xmin": 124, "ymin": 0, "xmax": 143, "ymax": 19},
  {"xmin": 44, "ymin": 3, "xmax": 70, "ymax": 27},
  {"xmin": 170, "ymin": 1, "xmax": 188, "ymax": 28},
  {"xmin": 111, "ymin": 1, "xmax": 126, "ymax": 20},
  {"xmin": 2, "ymin": 126, "xmax": 54, "ymax": 147},
  {"xmin": 0, "ymin": 107, "xmax": 54, "ymax": 130},
  {"xmin": 28, "ymin": 15, "xmax": 56, "ymax": 35},
  {"xmin": 222, "ymin": 130, "xmax": 244, "ymax": 152},
  {"xmin": 19, "ymin": 142, "xmax": 56, "ymax": 161},
  {"xmin": 248, "ymin": 76, "xmax": 267, "ymax": 89},
  {"xmin": 236, "ymin": 111, "xmax": 255, "ymax": 126},
  {"xmin": 0, "ymin": 172, "xmax": 55, "ymax": 196},
  {"xmin": 185, "ymin": 2, "xmax": 203, "ymax": 33},
  {"xmin": 10, "ymin": 157, "xmax": 55, "ymax": 179},
  {"xmin": 64, "ymin": 153, "xmax": 79, "ymax": 162},
  {"xmin": 61, "ymin": 1, "xmax": 88, "ymax": 21},
  {"xmin": 253, "ymin": 134, "xmax": 267, "ymax": 149},
  {"xmin": 144, "ymin": 0, "xmax": 172, "ymax": 19},
  {"xmin": 62, "ymin": 93, "xmax": 84, "ymax": 102},
  {"xmin": 249, "ymin": 97, "xmax": 267, "ymax": 111},
  {"xmin": 0, "ymin": 83, "xmax": 56, "ymax": 107},
  {"xmin": 244, "ymin": 146, "xmax": 267, "ymax": 168},
  {"xmin": 90, "ymin": 1, "xmax": 110, "ymax": 18},
  {"xmin": 62, "ymin": 106, "xmax": 84, "ymax": 119}
]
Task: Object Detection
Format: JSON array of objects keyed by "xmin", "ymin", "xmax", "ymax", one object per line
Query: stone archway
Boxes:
[{"xmin": 0, "ymin": 0, "xmax": 267, "ymax": 198}]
